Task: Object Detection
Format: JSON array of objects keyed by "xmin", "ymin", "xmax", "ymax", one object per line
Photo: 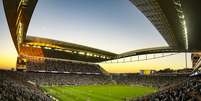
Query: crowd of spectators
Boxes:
[
  {"xmin": 112, "ymin": 74, "xmax": 190, "ymax": 88},
  {"xmin": 5, "ymin": 70, "xmax": 193, "ymax": 89},
  {"xmin": 0, "ymin": 70, "xmax": 52, "ymax": 101},
  {"xmin": 15, "ymin": 71, "xmax": 111, "ymax": 85},
  {"xmin": 26, "ymin": 57, "xmax": 103, "ymax": 74},
  {"xmin": 129, "ymin": 76, "xmax": 201, "ymax": 101}
]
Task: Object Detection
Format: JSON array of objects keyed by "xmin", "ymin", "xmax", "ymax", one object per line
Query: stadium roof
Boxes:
[
  {"xmin": 3, "ymin": 0, "xmax": 37, "ymax": 52},
  {"xmin": 118, "ymin": 46, "xmax": 181, "ymax": 58},
  {"xmin": 130, "ymin": 0, "xmax": 201, "ymax": 52},
  {"xmin": 3, "ymin": 0, "xmax": 201, "ymax": 62},
  {"xmin": 182, "ymin": 0, "xmax": 201, "ymax": 51},
  {"xmin": 25, "ymin": 36, "xmax": 117, "ymax": 57}
]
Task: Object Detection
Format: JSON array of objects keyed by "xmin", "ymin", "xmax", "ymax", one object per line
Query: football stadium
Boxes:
[{"xmin": 0, "ymin": 0, "xmax": 201, "ymax": 101}]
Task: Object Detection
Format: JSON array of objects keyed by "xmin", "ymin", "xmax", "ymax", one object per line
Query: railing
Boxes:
[
  {"xmin": 102, "ymin": 53, "xmax": 179, "ymax": 64},
  {"xmin": 192, "ymin": 57, "xmax": 201, "ymax": 73}
]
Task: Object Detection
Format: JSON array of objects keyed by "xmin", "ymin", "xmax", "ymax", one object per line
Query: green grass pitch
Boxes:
[{"xmin": 42, "ymin": 85, "xmax": 157, "ymax": 101}]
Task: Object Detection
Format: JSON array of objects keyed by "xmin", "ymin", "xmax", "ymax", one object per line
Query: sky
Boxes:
[
  {"xmin": 0, "ymin": 0, "xmax": 192, "ymax": 72},
  {"xmin": 0, "ymin": 1, "xmax": 18, "ymax": 70},
  {"xmin": 27, "ymin": 0, "xmax": 168, "ymax": 53}
]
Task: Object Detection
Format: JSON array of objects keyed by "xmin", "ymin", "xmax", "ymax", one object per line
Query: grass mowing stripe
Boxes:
[
  {"xmin": 56, "ymin": 87, "xmax": 87, "ymax": 101},
  {"xmin": 66, "ymin": 85, "xmax": 124, "ymax": 100},
  {"xmin": 42, "ymin": 85, "xmax": 157, "ymax": 101},
  {"xmin": 44, "ymin": 86, "xmax": 79, "ymax": 101},
  {"xmin": 62, "ymin": 86, "xmax": 116, "ymax": 101}
]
